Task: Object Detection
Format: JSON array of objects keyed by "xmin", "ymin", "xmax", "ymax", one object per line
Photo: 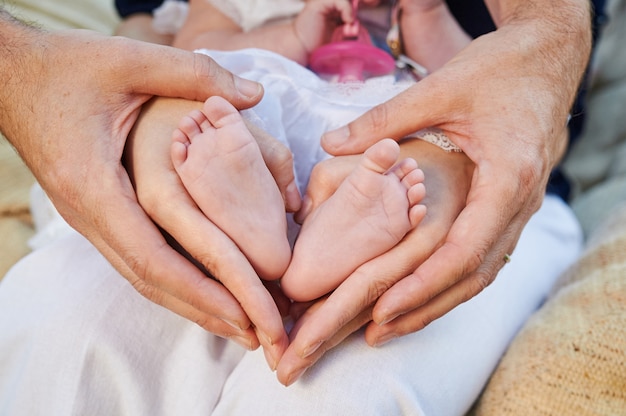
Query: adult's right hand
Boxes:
[{"xmin": 0, "ymin": 15, "xmax": 287, "ymax": 365}]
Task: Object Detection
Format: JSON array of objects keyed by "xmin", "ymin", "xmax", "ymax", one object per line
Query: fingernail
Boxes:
[
  {"xmin": 373, "ymin": 333, "xmax": 397, "ymax": 347},
  {"xmin": 263, "ymin": 346, "xmax": 278, "ymax": 371},
  {"xmin": 302, "ymin": 340, "xmax": 323, "ymax": 358},
  {"xmin": 235, "ymin": 77, "xmax": 263, "ymax": 100},
  {"xmin": 376, "ymin": 314, "xmax": 398, "ymax": 327},
  {"xmin": 230, "ymin": 335, "xmax": 254, "ymax": 350},
  {"xmin": 258, "ymin": 330, "xmax": 274, "ymax": 347},
  {"xmin": 222, "ymin": 317, "xmax": 244, "ymax": 330},
  {"xmin": 285, "ymin": 367, "xmax": 308, "ymax": 386},
  {"xmin": 285, "ymin": 181, "xmax": 302, "ymax": 212},
  {"xmin": 322, "ymin": 126, "xmax": 350, "ymax": 148}
]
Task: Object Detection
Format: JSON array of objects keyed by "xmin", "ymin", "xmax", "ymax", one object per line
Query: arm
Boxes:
[
  {"xmin": 275, "ymin": 0, "xmax": 592, "ymax": 384},
  {"xmin": 173, "ymin": 0, "xmax": 354, "ymax": 65},
  {"xmin": 398, "ymin": 0, "xmax": 472, "ymax": 72},
  {"xmin": 0, "ymin": 8, "xmax": 291, "ymax": 362}
]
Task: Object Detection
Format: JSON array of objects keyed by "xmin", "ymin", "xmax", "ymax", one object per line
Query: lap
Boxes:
[
  {"xmin": 0, "ymin": 195, "xmax": 582, "ymax": 415},
  {"xmin": 214, "ymin": 195, "xmax": 582, "ymax": 416},
  {"xmin": 0, "ymin": 232, "xmax": 244, "ymax": 416}
]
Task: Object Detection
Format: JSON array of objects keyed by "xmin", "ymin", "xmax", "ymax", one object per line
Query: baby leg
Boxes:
[
  {"xmin": 171, "ymin": 96, "xmax": 291, "ymax": 280},
  {"xmin": 399, "ymin": 1, "xmax": 471, "ymax": 73},
  {"xmin": 281, "ymin": 138, "xmax": 426, "ymax": 301}
]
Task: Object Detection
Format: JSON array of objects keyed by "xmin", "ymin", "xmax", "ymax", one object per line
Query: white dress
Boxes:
[{"xmin": 0, "ymin": 47, "xmax": 583, "ymax": 415}]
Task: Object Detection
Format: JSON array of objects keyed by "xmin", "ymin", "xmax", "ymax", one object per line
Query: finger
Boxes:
[
  {"xmin": 156, "ymin": 191, "xmax": 290, "ymax": 368},
  {"xmin": 365, "ymin": 214, "xmax": 528, "ymax": 346},
  {"xmin": 244, "ymin": 119, "xmax": 301, "ymax": 212},
  {"xmin": 278, "ymin": 241, "xmax": 419, "ymax": 366},
  {"xmin": 264, "ymin": 280, "xmax": 292, "ymax": 318},
  {"xmin": 125, "ymin": 97, "xmax": 288, "ymax": 369},
  {"xmin": 116, "ymin": 38, "xmax": 263, "ymax": 108},
  {"xmin": 371, "ymin": 181, "xmax": 536, "ymax": 327},
  {"xmin": 73, "ymin": 180, "xmax": 257, "ymax": 326},
  {"xmin": 90, "ymin": 230, "xmax": 260, "ymax": 349},
  {"xmin": 276, "ymin": 303, "xmax": 372, "ymax": 386},
  {"xmin": 321, "ymin": 77, "xmax": 455, "ymax": 155}
]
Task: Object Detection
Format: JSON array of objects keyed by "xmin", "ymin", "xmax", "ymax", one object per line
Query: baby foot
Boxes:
[
  {"xmin": 281, "ymin": 138, "xmax": 426, "ymax": 301},
  {"xmin": 171, "ymin": 96, "xmax": 291, "ymax": 280}
]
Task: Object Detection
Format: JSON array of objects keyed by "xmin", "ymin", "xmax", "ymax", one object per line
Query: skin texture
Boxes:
[
  {"xmin": 125, "ymin": 97, "xmax": 299, "ymax": 369},
  {"xmin": 275, "ymin": 0, "xmax": 592, "ymax": 385},
  {"xmin": 118, "ymin": 0, "xmax": 591, "ymax": 386},
  {"xmin": 0, "ymin": 10, "xmax": 297, "ymax": 367},
  {"xmin": 173, "ymin": 0, "xmax": 354, "ymax": 64},
  {"xmin": 282, "ymin": 138, "xmax": 426, "ymax": 302},
  {"xmin": 6, "ymin": 0, "xmax": 585, "ymax": 389},
  {"xmin": 171, "ymin": 96, "xmax": 292, "ymax": 281}
]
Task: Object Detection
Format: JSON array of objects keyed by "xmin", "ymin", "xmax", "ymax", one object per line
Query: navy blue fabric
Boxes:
[
  {"xmin": 115, "ymin": 0, "xmax": 165, "ymax": 18},
  {"xmin": 115, "ymin": 0, "xmax": 607, "ymax": 200}
]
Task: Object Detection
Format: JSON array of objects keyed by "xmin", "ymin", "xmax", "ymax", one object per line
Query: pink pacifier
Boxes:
[{"xmin": 309, "ymin": 0, "xmax": 396, "ymax": 82}]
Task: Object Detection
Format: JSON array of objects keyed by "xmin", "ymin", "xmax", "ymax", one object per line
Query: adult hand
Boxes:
[
  {"xmin": 318, "ymin": 19, "xmax": 588, "ymax": 338},
  {"xmin": 276, "ymin": 140, "xmax": 473, "ymax": 385},
  {"xmin": 276, "ymin": 2, "xmax": 592, "ymax": 382},
  {"xmin": 126, "ymin": 97, "xmax": 300, "ymax": 367},
  {"xmin": 0, "ymin": 18, "xmax": 287, "ymax": 362}
]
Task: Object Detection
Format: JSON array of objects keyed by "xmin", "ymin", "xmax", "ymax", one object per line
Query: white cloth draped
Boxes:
[{"xmin": 0, "ymin": 49, "xmax": 583, "ymax": 416}]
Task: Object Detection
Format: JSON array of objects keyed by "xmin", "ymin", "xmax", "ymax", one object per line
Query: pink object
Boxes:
[{"xmin": 309, "ymin": 0, "xmax": 395, "ymax": 82}]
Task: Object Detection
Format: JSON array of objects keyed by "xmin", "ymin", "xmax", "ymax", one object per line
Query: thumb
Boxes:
[
  {"xmin": 321, "ymin": 76, "xmax": 449, "ymax": 155},
  {"xmin": 122, "ymin": 40, "xmax": 264, "ymax": 109}
]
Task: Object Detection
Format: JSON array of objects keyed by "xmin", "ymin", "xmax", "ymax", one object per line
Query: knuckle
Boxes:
[
  {"xmin": 414, "ymin": 311, "xmax": 437, "ymax": 331},
  {"xmin": 368, "ymin": 278, "xmax": 393, "ymax": 301},
  {"xmin": 448, "ymin": 240, "xmax": 485, "ymax": 278},
  {"xmin": 192, "ymin": 53, "xmax": 216, "ymax": 82},
  {"xmin": 362, "ymin": 104, "xmax": 392, "ymax": 134},
  {"xmin": 469, "ymin": 270, "xmax": 493, "ymax": 294}
]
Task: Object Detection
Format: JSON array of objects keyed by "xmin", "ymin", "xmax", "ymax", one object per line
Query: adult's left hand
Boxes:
[
  {"xmin": 275, "ymin": 7, "xmax": 591, "ymax": 384},
  {"xmin": 276, "ymin": 139, "xmax": 473, "ymax": 385}
]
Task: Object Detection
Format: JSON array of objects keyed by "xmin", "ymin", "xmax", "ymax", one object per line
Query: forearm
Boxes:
[
  {"xmin": 175, "ymin": 23, "xmax": 309, "ymax": 64},
  {"xmin": 484, "ymin": 0, "xmax": 592, "ymax": 112},
  {"xmin": 173, "ymin": 1, "xmax": 308, "ymax": 64},
  {"xmin": 0, "ymin": 9, "xmax": 40, "ymax": 151}
]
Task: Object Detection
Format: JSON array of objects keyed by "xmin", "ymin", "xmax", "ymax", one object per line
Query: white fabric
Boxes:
[
  {"xmin": 152, "ymin": 0, "xmax": 189, "ymax": 35},
  {"xmin": 0, "ymin": 48, "xmax": 583, "ymax": 416},
  {"xmin": 206, "ymin": 0, "xmax": 304, "ymax": 33},
  {"xmin": 204, "ymin": 48, "xmax": 457, "ymax": 195}
]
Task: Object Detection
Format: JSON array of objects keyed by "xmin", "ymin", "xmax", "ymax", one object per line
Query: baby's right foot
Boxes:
[
  {"xmin": 171, "ymin": 96, "xmax": 291, "ymax": 280},
  {"xmin": 281, "ymin": 138, "xmax": 427, "ymax": 301}
]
